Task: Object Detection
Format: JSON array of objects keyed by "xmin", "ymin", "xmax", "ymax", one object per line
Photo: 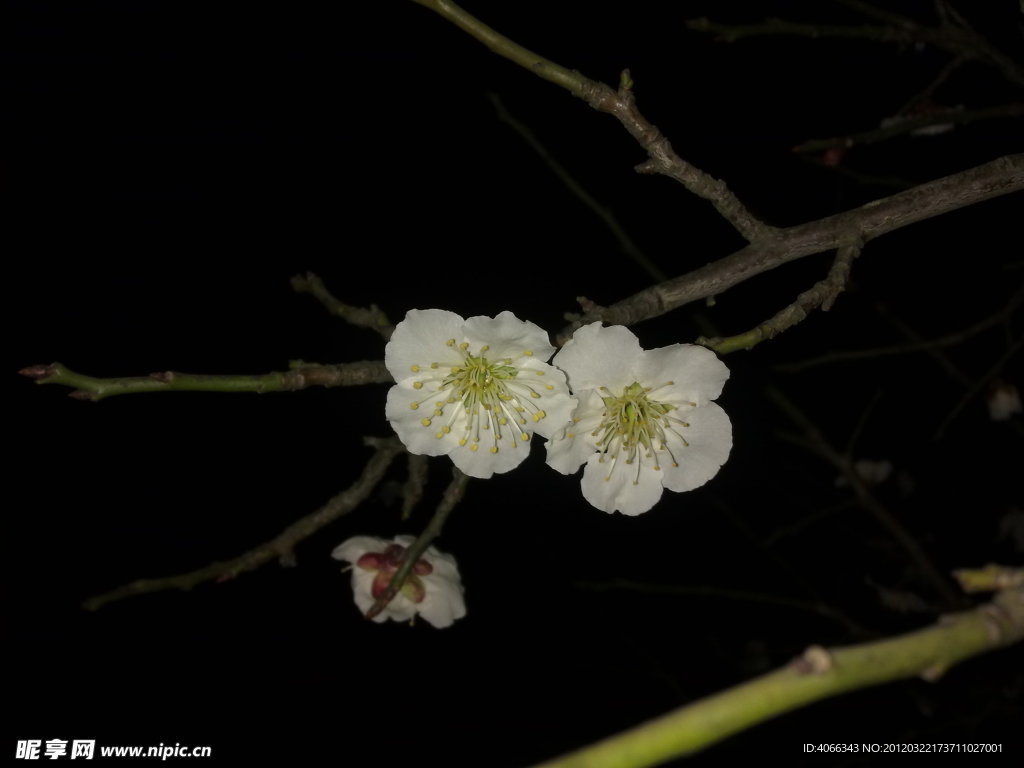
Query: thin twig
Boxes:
[
  {"xmin": 365, "ymin": 467, "xmax": 470, "ymax": 619},
  {"xmin": 767, "ymin": 387, "xmax": 965, "ymax": 610},
  {"xmin": 414, "ymin": 0, "xmax": 772, "ymax": 242},
  {"xmin": 401, "ymin": 453, "xmax": 429, "ymax": 520},
  {"xmin": 82, "ymin": 437, "xmax": 406, "ymax": 611},
  {"xmin": 793, "ymin": 103, "xmax": 1024, "ymax": 155},
  {"xmin": 777, "ymin": 285, "xmax": 1024, "ymax": 372},
  {"xmin": 698, "ymin": 241, "xmax": 861, "ymax": 354},
  {"xmin": 290, "ymin": 272, "xmax": 394, "ymax": 339},
  {"xmin": 488, "ymin": 92, "xmax": 668, "ymax": 282}
]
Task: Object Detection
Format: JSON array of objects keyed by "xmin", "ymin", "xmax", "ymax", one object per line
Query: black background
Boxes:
[{"xmin": 7, "ymin": 1, "xmax": 1023, "ymax": 765}]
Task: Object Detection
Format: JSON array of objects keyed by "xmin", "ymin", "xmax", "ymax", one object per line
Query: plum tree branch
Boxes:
[
  {"xmin": 19, "ymin": 360, "xmax": 391, "ymax": 401},
  {"xmin": 413, "ymin": 0, "xmax": 773, "ymax": 242},
  {"xmin": 82, "ymin": 437, "xmax": 405, "ymax": 611},
  {"xmin": 365, "ymin": 467, "xmax": 469, "ymax": 620},
  {"xmin": 559, "ymin": 153, "xmax": 1024, "ymax": 343},
  {"xmin": 532, "ymin": 580, "xmax": 1024, "ymax": 768}
]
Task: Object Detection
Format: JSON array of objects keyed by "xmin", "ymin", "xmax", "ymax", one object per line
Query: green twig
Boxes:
[
  {"xmin": 698, "ymin": 241, "xmax": 861, "ymax": 354},
  {"xmin": 532, "ymin": 582, "xmax": 1024, "ymax": 768},
  {"xmin": 19, "ymin": 360, "xmax": 390, "ymax": 401}
]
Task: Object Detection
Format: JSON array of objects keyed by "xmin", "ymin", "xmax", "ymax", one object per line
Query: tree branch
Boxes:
[
  {"xmin": 698, "ymin": 241, "xmax": 861, "ymax": 354},
  {"xmin": 558, "ymin": 153, "xmax": 1024, "ymax": 342},
  {"xmin": 768, "ymin": 387, "xmax": 965, "ymax": 610},
  {"xmin": 691, "ymin": 4, "xmax": 1024, "ymax": 89},
  {"xmin": 19, "ymin": 360, "xmax": 391, "ymax": 401},
  {"xmin": 82, "ymin": 437, "xmax": 406, "ymax": 611},
  {"xmin": 413, "ymin": 0, "xmax": 772, "ymax": 242},
  {"xmin": 291, "ymin": 271, "xmax": 394, "ymax": 339},
  {"xmin": 365, "ymin": 467, "xmax": 469, "ymax": 620},
  {"xmin": 532, "ymin": 581, "xmax": 1024, "ymax": 768}
]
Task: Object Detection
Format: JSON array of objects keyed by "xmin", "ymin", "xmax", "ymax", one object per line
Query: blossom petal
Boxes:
[
  {"xmin": 386, "ymin": 385, "xmax": 459, "ymax": 456},
  {"xmin": 544, "ymin": 390, "xmax": 604, "ymax": 475},
  {"xmin": 418, "ymin": 571, "xmax": 467, "ymax": 628},
  {"xmin": 449, "ymin": 438, "xmax": 532, "ymax": 479},
  {"xmin": 580, "ymin": 453, "xmax": 665, "ymax": 515},
  {"xmin": 331, "ymin": 536, "xmax": 386, "ymax": 564},
  {"xmin": 552, "ymin": 323, "xmax": 643, "ymax": 391},
  {"xmin": 660, "ymin": 402, "xmax": 732, "ymax": 493},
  {"xmin": 634, "ymin": 344, "xmax": 730, "ymax": 406},
  {"xmin": 385, "ymin": 309, "xmax": 465, "ymax": 382},
  {"xmin": 517, "ymin": 361, "xmax": 577, "ymax": 440},
  {"xmin": 462, "ymin": 310, "xmax": 555, "ymax": 361}
]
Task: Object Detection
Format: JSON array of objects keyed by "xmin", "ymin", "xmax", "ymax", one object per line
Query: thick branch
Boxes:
[
  {"xmin": 82, "ymin": 437, "xmax": 405, "ymax": 611},
  {"xmin": 20, "ymin": 360, "xmax": 391, "ymax": 401},
  {"xmin": 559, "ymin": 153, "xmax": 1024, "ymax": 342},
  {"xmin": 532, "ymin": 582, "xmax": 1024, "ymax": 768}
]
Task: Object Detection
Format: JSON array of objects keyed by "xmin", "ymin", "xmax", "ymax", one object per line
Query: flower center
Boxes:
[
  {"xmin": 406, "ymin": 340, "xmax": 553, "ymax": 453},
  {"xmin": 357, "ymin": 544, "xmax": 434, "ymax": 604},
  {"xmin": 592, "ymin": 381, "xmax": 692, "ymax": 484}
]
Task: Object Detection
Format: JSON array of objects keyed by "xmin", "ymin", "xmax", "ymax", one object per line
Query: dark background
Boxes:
[{"xmin": 7, "ymin": 1, "xmax": 1023, "ymax": 765}]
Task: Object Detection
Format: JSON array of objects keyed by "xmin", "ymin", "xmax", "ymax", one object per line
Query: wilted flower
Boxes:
[
  {"xmin": 545, "ymin": 323, "xmax": 732, "ymax": 515},
  {"xmin": 332, "ymin": 535, "xmax": 466, "ymax": 628},
  {"xmin": 987, "ymin": 380, "xmax": 1021, "ymax": 422},
  {"xmin": 385, "ymin": 309, "xmax": 576, "ymax": 478}
]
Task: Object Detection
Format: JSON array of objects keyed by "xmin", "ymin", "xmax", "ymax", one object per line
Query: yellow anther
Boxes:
[
  {"xmin": 430, "ymin": 362, "xmax": 439, "ymax": 369},
  {"xmin": 413, "ymin": 381, "xmax": 423, "ymax": 390},
  {"xmin": 441, "ymin": 426, "xmax": 450, "ymax": 434},
  {"xmin": 459, "ymin": 342, "xmax": 469, "ymax": 350},
  {"xmin": 421, "ymin": 418, "xmax": 432, "ymax": 427},
  {"xmin": 535, "ymin": 370, "xmax": 544, "ymax": 376},
  {"xmin": 489, "ymin": 446, "xmax": 498, "ymax": 454},
  {"xmin": 530, "ymin": 392, "xmax": 540, "ymax": 399},
  {"xmin": 410, "ymin": 402, "xmax": 419, "ymax": 410},
  {"xmin": 498, "ymin": 417, "xmax": 508, "ymax": 425},
  {"xmin": 519, "ymin": 432, "xmax": 529, "ymax": 441},
  {"xmin": 566, "ymin": 432, "xmax": 575, "ymax": 439},
  {"xmin": 434, "ymin": 409, "xmax": 443, "ymax": 416},
  {"xmin": 523, "ymin": 350, "xmax": 533, "ymax": 356},
  {"xmin": 545, "ymin": 384, "xmax": 554, "ymax": 390},
  {"xmin": 446, "ymin": 339, "xmax": 456, "ymax": 347},
  {"xmin": 410, "ymin": 364, "xmax": 420, "ymax": 372},
  {"xmin": 458, "ymin": 439, "xmax": 467, "ymax": 446},
  {"xmin": 470, "ymin": 443, "xmax": 479, "ymax": 452},
  {"xmin": 532, "ymin": 410, "xmax": 546, "ymax": 422}
]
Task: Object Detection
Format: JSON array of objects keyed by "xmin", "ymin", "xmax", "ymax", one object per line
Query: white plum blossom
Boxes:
[
  {"xmin": 545, "ymin": 322, "xmax": 732, "ymax": 516},
  {"xmin": 385, "ymin": 309, "xmax": 576, "ymax": 478},
  {"xmin": 332, "ymin": 535, "xmax": 466, "ymax": 628}
]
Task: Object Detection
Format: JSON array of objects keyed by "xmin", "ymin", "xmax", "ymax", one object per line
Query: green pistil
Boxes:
[
  {"xmin": 594, "ymin": 382, "xmax": 681, "ymax": 480},
  {"xmin": 409, "ymin": 342, "xmax": 544, "ymax": 451}
]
